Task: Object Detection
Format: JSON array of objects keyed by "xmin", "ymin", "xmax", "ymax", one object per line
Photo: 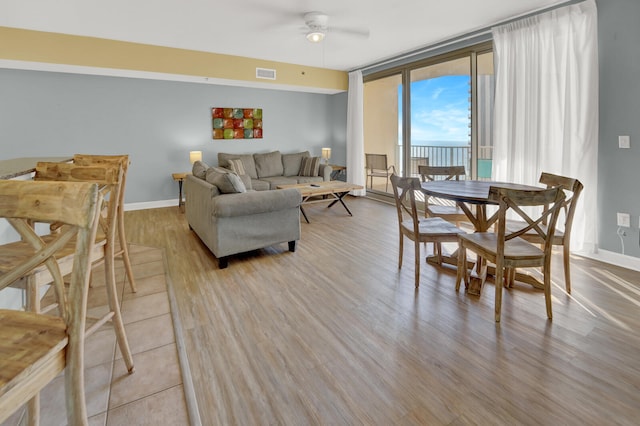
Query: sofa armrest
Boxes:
[
  {"xmin": 319, "ymin": 164, "xmax": 332, "ymax": 181},
  {"xmin": 212, "ymin": 188, "xmax": 301, "ymax": 217}
]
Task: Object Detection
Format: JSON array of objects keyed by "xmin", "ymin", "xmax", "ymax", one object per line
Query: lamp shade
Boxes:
[
  {"xmin": 321, "ymin": 147, "xmax": 331, "ymax": 161},
  {"xmin": 189, "ymin": 151, "xmax": 202, "ymax": 164}
]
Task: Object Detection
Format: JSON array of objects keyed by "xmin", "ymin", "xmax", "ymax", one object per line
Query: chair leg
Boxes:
[
  {"xmin": 495, "ymin": 259, "xmax": 504, "ymax": 323},
  {"xmin": 414, "ymin": 239, "xmax": 420, "ymax": 288},
  {"xmin": 563, "ymin": 244, "xmax": 571, "ymax": 294},
  {"xmin": 544, "ymin": 261, "xmax": 553, "ymax": 320},
  {"xmin": 117, "ymin": 211, "xmax": 137, "ymax": 293},
  {"xmin": 398, "ymin": 233, "xmax": 404, "ymax": 269},
  {"xmin": 104, "ymin": 244, "xmax": 135, "ymax": 373},
  {"xmin": 455, "ymin": 244, "xmax": 465, "ymax": 291}
]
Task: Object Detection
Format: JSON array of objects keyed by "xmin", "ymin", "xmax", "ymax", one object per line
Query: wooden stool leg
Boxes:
[
  {"xmin": 105, "ymin": 243, "xmax": 135, "ymax": 373},
  {"xmin": 117, "ymin": 209, "xmax": 137, "ymax": 293},
  {"xmin": 26, "ymin": 395, "xmax": 39, "ymax": 426}
]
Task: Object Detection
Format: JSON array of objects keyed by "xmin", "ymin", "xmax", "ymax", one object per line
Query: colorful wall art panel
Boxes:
[{"xmin": 212, "ymin": 108, "xmax": 263, "ymax": 139}]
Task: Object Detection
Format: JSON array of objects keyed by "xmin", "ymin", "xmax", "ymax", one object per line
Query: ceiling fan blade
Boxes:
[{"xmin": 329, "ymin": 26, "xmax": 370, "ymax": 38}]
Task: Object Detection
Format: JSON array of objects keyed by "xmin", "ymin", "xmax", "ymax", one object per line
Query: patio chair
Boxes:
[{"xmin": 365, "ymin": 153, "xmax": 396, "ymax": 192}]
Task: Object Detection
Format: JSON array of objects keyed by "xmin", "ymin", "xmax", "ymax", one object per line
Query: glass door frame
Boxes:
[{"xmin": 364, "ymin": 41, "xmax": 493, "ymax": 183}]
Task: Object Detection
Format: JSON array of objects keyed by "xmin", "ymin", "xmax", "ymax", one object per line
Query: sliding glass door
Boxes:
[{"xmin": 363, "ymin": 43, "xmax": 493, "ymax": 196}]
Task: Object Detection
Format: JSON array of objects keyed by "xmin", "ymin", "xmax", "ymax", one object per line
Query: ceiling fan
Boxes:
[{"xmin": 302, "ymin": 11, "xmax": 369, "ymax": 43}]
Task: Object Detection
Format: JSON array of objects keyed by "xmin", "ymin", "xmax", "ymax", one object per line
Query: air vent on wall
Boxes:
[{"xmin": 256, "ymin": 68, "xmax": 276, "ymax": 80}]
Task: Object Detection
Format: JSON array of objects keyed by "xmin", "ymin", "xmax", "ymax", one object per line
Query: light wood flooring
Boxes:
[{"xmin": 124, "ymin": 196, "xmax": 640, "ymax": 425}]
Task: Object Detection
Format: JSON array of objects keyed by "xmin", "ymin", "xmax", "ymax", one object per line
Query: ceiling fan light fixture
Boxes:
[{"xmin": 306, "ymin": 30, "xmax": 325, "ymax": 43}]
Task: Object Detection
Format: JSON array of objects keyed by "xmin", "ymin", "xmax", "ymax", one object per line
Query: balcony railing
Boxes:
[{"xmin": 395, "ymin": 144, "xmax": 494, "ymax": 180}]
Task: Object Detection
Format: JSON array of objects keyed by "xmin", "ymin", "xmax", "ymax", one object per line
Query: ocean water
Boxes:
[{"xmin": 411, "ymin": 140, "xmax": 470, "ymax": 147}]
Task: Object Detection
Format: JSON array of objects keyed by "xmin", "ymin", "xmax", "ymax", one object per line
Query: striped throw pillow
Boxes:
[
  {"xmin": 227, "ymin": 159, "xmax": 246, "ymax": 175},
  {"xmin": 298, "ymin": 156, "xmax": 320, "ymax": 177}
]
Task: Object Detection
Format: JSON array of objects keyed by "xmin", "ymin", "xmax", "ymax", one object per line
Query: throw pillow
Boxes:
[
  {"xmin": 227, "ymin": 158, "xmax": 246, "ymax": 175},
  {"xmin": 192, "ymin": 160, "xmax": 210, "ymax": 179},
  {"xmin": 282, "ymin": 151, "xmax": 310, "ymax": 176},
  {"xmin": 298, "ymin": 156, "xmax": 320, "ymax": 177},
  {"xmin": 254, "ymin": 151, "xmax": 283, "ymax": 178},
  {"xmin": 205, "ymin": 169, "xmax": 247, "ymax": 194}
]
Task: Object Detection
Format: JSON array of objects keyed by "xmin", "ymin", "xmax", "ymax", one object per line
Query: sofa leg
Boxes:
[
  {"xmin": 288, "ymin": 241, "xmax": 297, "ymax": 252},
  {"xmin": 218, "ymin": 257, "xmax": 229, "ymax": 269}
]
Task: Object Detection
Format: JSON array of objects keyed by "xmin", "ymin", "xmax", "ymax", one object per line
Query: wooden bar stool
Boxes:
[
  {"xmin": 73, "ymin": 154, "xmax": 137, "ymax": 293},
  {"xmin": 0, "ymin": 179, "xmax": 102, "ymax": 425},
  {"xmin": 34, "ymin": 161, "xmax": 135, "ymax": 373}
]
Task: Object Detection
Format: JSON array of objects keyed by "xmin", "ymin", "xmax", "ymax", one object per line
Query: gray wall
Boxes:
[
  {"xmin": 0, "ymin": 69, "xmax": 347, "ymax": 204},
  {"xmin": 0, "ymin": 0, "xmax": 637, "ymax": 260},
  {"xmin": 597, "ymin": 0, "xmax": 640, "ymax": 258}
]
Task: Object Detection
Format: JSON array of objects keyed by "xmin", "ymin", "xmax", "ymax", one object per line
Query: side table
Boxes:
[
  {"xmin": 328, "ymin": 164, "xmax": 346, "ymax": 181},
  {"xmin": 171, "ymin": 172, "xmax": 189, "ymax": 210}
]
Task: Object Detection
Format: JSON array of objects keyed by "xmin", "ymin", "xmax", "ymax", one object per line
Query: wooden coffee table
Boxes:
[{"xmin": 276, "ymin": 181, "xmax": 364, "ymax": 223}]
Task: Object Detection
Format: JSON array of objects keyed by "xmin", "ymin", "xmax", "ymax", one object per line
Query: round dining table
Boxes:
[
  {"xmin": 420, "ymin": 179, "xmax": 543, "ymax": 295},
  {"xmin": 421, "ymin": 180, "xmax": 542, "ymax": 231}
]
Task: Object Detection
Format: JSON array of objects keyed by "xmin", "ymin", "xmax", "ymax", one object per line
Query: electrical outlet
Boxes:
[
  {"xmin": 617, "ymin": 212, "xmax": 631, "ymax": 227},
  {"xmin": 619, "ymin": 135, "xmax": 631, "ymax": 149}
]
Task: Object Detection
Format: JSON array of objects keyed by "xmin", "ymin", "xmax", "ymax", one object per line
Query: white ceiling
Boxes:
[{"xmin": 1, "ymin": 0, "xmax": 565, "ymax": 71}]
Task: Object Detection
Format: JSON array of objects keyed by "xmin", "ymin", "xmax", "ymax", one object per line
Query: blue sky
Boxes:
[{"xmin": 399, "ymin": 75, "xmax": 471, "ymax": 144}]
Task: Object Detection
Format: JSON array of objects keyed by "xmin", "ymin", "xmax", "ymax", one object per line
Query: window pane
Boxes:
[
  {"xmin": 409, "ymin": 57, "xmax": 471, "ymax": 176},
  {"xmin": 363, "ymin": 73, "xmax": 402, "ymax": 194}
]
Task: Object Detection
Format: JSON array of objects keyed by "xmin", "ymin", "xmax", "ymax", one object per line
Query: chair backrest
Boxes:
[
  {"xmin": 489, "ymin": 185, "xmax": 565, "ymax": 256},
  {"xmin": 419, "ymin": 165, "xmax": 466, "ymax": 182},
  {"xmin": 365, "ymin": 153, "xmax": 389, "ymax": 171},
  {"xmin": 0, "ymin": 179, "xmax": 101, "ymax": 423},
  {"xmin": 390, "ymin": 174, "xmax": 422, "ymax": 234},
  {"xmin": 539, "ymin": 172, "xmax": 583, "ymax": 235},
  {"xmin": 74, "ymin": 154, "xmax": 130, "ymax": 207},
  {"xmin": 35, "ymin": 162, "xmax": 124, "ymax": 242}
]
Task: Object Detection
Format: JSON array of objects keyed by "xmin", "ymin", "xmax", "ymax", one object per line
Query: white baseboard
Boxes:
[
  {"xmin": 124, "ymin": 199, "xmax": 179, "ymax": 211},
  {"xmin": 575, "ymin": 249, "xmax": 640, "ymax": 272}
]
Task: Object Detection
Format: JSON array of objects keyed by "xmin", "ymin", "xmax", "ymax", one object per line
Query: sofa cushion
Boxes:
[
  {"xmin": 282, "ymin": 151, "xmax": 310, "ymax": 176},
  {"xmin": 218, "ymin": 153, "xmax": 258, "ymax": 179},
  {"xmin": 254, "ymin": 151, "xmax": 283, "ymax": 178},
  {"xmin": 250, "ymin": 179, "xmax": 271, "ymax": 191},
  {"xmin": 192, "ymin": 160, "xmax": 210, "ymax": 179},
  {"xmin": 298, "ymin": 156, "xmax": 320, "ymax": 177},
  {"xmin": 260, "ymin": 176, "xmax": 300, "ymax": 189},
  {"xmin": 205, "ymin": 168, "xmax": 247, "ymax": 194}
]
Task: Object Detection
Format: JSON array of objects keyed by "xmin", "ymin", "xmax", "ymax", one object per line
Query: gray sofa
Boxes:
[
  {"xmin": 218, "ymin": 150, "xmax": 332, "ymax": 190},
  {"xmin": 185, "ymin": 160, "xmax": 302, "ymax": 268}
]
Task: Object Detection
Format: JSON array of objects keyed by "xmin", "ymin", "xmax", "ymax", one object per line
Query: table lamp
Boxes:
[
  {"xmin": 189, "ymin": 150, "xmax": 202, "ymax": 164},
  {"xmin": 321, "ymin": 147, "xmax": 331, "ymax": 165}
]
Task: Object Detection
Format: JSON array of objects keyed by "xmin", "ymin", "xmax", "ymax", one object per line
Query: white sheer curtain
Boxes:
[
  {"xmin": 346, "ymin": 70, "xmax": 366, "ymax": 196},
  {"xmin": 492, "ymin": 0, "xmax": 598, "ymax": 252}
]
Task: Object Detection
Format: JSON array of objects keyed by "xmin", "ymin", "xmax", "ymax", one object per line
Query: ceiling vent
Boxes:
[{"xmin": 256, "ymin": 68, "xmax": 276, "ymax": 80}]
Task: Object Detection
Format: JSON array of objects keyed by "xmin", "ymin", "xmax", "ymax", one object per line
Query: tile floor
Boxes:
[{"xmin": 2, "ymin": 245, "xmax": 191, "ymax": 426}]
